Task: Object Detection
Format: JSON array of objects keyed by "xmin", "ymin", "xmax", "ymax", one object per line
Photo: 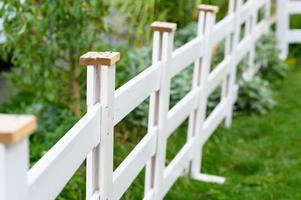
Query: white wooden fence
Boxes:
[
  {"xmin": 277, "ymin": 0, "xmax": 301, "ymax": 59},
  {"xmin": 0, "ymin": 0, "xmax": 273, "ymax": 199}
]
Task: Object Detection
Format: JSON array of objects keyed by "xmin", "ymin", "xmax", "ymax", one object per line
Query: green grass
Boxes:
[
  {"xmin": 117, "ymin": 62, "xmax": 301, "ymax": 199},
  {"xmin": 162, "ymin": 63, "xmax": 301, "ymax": 199}
]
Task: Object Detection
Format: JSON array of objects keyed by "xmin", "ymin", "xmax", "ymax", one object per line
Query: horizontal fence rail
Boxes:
[
  {"xmin": 0, "ymin": 0, "xmax": 281, "ymax": 199},
  {"xmin": 27, "ymin": 104, "xmax": 101, "ymax": 200}
]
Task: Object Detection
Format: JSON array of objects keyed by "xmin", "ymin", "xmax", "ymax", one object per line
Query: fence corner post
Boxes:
[
  {"xmin": 80, "ymin": 51, "xmax": 120, "ymax": 200},
  {"xmin": 144, "ymin": 21, "xmax": 176, "ymax": 200},
  {"xmin": 0, "ymin": 114, "xmax": 37, "ymax": 200}
]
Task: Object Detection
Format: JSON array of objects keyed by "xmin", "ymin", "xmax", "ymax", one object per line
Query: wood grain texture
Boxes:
[
  {"xmin": 0, "ymin": 114, "xmax": 37, "ymax": 144},
  {"xmin": 151, "ymin": 21, "xmax": 177, "ymax": 32},
  {"xmin": 198, "ymin": 4, "xmax": 219, "ymax": 13},
  {"xmin": 80, "ymin": 51, "xmax": 120, "ymax": 66}
]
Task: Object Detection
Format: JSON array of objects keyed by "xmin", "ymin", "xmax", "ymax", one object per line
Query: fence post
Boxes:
[
  {"xmin": 80, "ymin": 51, "xmax": 120, "ymax": 199},
  {"xmin": 222, "ymin": 0, "xmax": 235, "ymax": 106},
  {"xmin": 186, "ymin": 4, "xmax": 208, "ymax": 174},
  {"xmin": 0, "ymin": 114, "xmax": 37, "ymax": 200},
  {"xmin": 144, "ymin": 21, "xmax": 176, "ymax": 200},
  {"xmin": 243, "ymin": 0, "xmax": 258, "ymax": 80},
  {"xmin": 225, "ymin": 0, "xmax": 242, "ymax": 128},
  {"xmin": 264, "ymin": 0, "xmax": 272, "ymax": 28},
  {"xmin": 187, "ymin": 5, "xmax": 225, "ymax": 184},
  {"xmin": 276, "ymin": 0, "xmax": 289, "ymax": 59}
]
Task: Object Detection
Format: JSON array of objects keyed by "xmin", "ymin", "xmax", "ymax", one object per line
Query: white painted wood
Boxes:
[
  {"xmin": 233, "ymin": 36, "xmax": 251, "ymax": 66},
  {"xmin": 0, "ymin": 140, "xmax": 29, "ymax": 200},
  {"xmin": 243, "ymin": 4, "xmax": 256, "ymax": 80},
  {"xmin": 185, "ymin": 10, "xmax": 207, "ymax": 177},
  {"xmin": 169, "ymin": 36, "xmax": 204, "ymax": 78},
  {"xmin": 114, "ymin": 63, "xmax": 161, "ymax": 125},
  {"xmin": 113, "ymin": 128, "xmax": 157, "ymax": 200},
  {"xmin": 86, "ymin": 65, "xmax": 100, "ymax": 199},
  {"xmin": 225, "ymin": 0, "xmax": 243, "ymax": 128},
  {"xmin": 91, "ymin": 191, "xmax": 100, "ymax": 200},
  {"xmin": 166, "ymin": 87, "xmax": 200, "ymax": 137},
  {"xmin": 276, "ymin": 0, "xmax": 289, "ymax": 59},
  {"xmin": 212, "ymin": 14, "xmax": 235, "ymax": 44},
  {"xmin": 99, "ymin": 64, "xmax": 116, "ymax": 200},
  {"xmin": 207, "ymin": 57, "xmax": 231, "ymax": 96},
  {"xmin": 238, "ymin": 0, "xmax": 266, "ymax": 25},
  {"xmin": 264, "ymin": 0, "xmax": 271, "ymax": 26},
  {"xmin": 232, "ymin": 18, "xmax": 269, "ymax": 70},
  {"xmin": 27, "ymin": 105, "xmax": 101, "ymax": 200},
  {"xmin": 287, "ymin": 0, "xmax": 301, "ymax": 14},
  {"xmin": 193, "ymin": 173, "xmax": 225, "ymax": 184},
  {"xmin": 162, "ymin": 140, "xmax": 194, "ymax": 197},
  {"xmin": 201, "ymin": 99, "xmax": 228, "ymax": 145},
  {"xmin": 144, "ymin": 190, "xmax": 155, "ymax": 200},
  {"xmin": 254, "ymin": 20, "xmax": 270, "ymax": 41},
  {"xmin": 288, "ymin": 30, "xmax": 301, "ymax": 42},
  {"xmin": 144, "ymin": 28, "xmax": 174, "ymax": 199},
  {"xmin": 0, "ymin": 144, "xmax": 4, "ymax": 200},
  {"xmin": 0, "ymin": 18, "xmax": 5, "ymax": 43},
  {"xmin": 190, "ymin": 9, "xmax": 216, "ymax": 178},
  {"xmin": 144, "ymin": 31, "xmax": 161, "ymax": 196},
  {"xmin": 222, "ymin": 0, "xmax": 235, "ymax": 127},
  {"xmin": 187, "ymin": 10, "xmax": 206, "ymax": 152},
  {"xmin": 237, "ymin": 1, "xmax": 252, "ymax": 25}
]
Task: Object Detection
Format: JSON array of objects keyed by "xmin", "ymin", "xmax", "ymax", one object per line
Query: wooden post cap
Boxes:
[
  {"xmin": 198, "ymin": 4, "xmax": 219, "ymax": 14},
  {"xmin": 0, "ymin": 114, "xmax": 37, "ymax": 145},
  {"xmin": 80, "ymin": 51, "xmax": 120, "ymax": 66},
  {"xmin": 151, "ymin": 21, "xmax": 177, "ymax": 32}
]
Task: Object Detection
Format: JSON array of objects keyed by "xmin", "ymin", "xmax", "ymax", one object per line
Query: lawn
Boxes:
[{"xmin": 160, "ymin": 61, "xmax": 301, "ymax": 199}]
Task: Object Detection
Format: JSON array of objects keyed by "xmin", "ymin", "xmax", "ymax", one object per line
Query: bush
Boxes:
[
  {"xmin": 0, "ymin": 0, "xmax": 109, "ymax": 116},
  {"xmin": 236, "ymin": 76, "xmax": 276, "ymax": 114},
  {"xmin": 256, "ymin": 32, "xmax": 288, "ymax": 80}
]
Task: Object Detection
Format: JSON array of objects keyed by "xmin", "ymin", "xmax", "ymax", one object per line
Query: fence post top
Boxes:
[
  {"xmin": 0, "ymin": 114, "xmax": 37, "ymax": 145},
  {"xmin": 198, "ymin": 4, "xmax": 219, "ymax": 14},
  {"xmin": 80, "ymin": 51, "xmax": 121, "ymax": 66},
  {"xmin": 151, "ymin": 21, "xmax": 177, "ymax": 33}
]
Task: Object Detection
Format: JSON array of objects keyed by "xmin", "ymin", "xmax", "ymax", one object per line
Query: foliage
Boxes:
[
  {"xmin": 234, "ymin": 33, "xmax": 288, "ymax": 114},
  {"xmin": 0, "ymin": 92, "xmax": 84, "ymax": 198},
  {"xmin": 113, "ymin": 0, "xmax": 229, "ymax": 47},
  {"xmin": 0, "ymin": 92, "xmax": 78, "ymax": 163},
  {"xmin": 0, "ymin": 0, "xmax": 109, "ymax": 116},
  {"xmin": 113, "ymin": 0, "xmax": 201, "ymax": 46},
  {"xmin": 174, "ymin": 22, "xmax": 197, "ymax": 48},
  {"xmin": 256, "ymin": 33, "xmax": 288, "ymax": 80},
  {"xmin": 236, "ymin": 76, "xmax": 276, "ymax": 114}
]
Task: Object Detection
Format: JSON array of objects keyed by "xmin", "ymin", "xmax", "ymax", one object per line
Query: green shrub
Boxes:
[
  {"xmin": 237, "ymin": 76, "xmax": 276, "ymax": 114},
  {"xmin": 233, "ymin": 32, "xmax": 288, "ymax": 114},
  {"xmin": 0, "ymin": 0, "xmax": 109, "ymax": 116},
  {"xmin": 256, "ymin": 33, "xmax": 288, "ymax": 80}
]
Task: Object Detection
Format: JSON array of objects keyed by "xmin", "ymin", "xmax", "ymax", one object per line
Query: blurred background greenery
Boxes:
[{"xmin": 0, "ymin": 0, "xmax": 300, "ymax": 199}]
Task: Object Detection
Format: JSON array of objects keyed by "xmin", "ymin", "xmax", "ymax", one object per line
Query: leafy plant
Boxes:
[
  {"xmin": 0, "ymin": 0, "xmax": 109, "ymax": 116},
  {"xmin": 236, "ymin": 76, "xmax": 276, "ymax": 114},
  {"xmin": 113, "ymin": 0, "xmax": 202, "ymax": 47},
  {"xmin": 256, "ymin": 32, "xmax": 288, "ymax": 80}
]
